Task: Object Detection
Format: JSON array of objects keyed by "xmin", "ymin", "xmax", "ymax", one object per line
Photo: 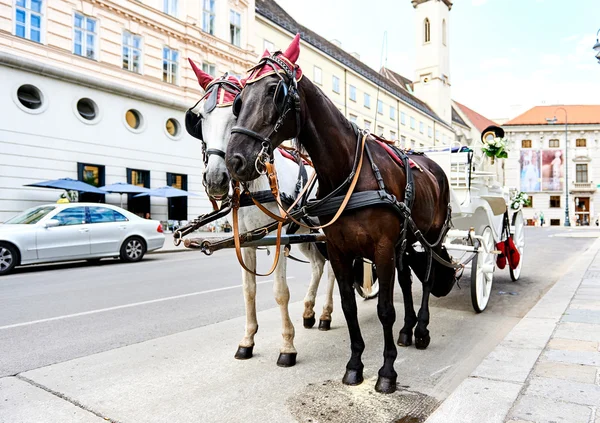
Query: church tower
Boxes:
[{"xmin": 412, "ymin": 0, "xmax": 452, "ymax": 124}]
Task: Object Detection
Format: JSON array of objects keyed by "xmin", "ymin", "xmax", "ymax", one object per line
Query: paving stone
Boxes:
[
  {"xmin": 544, "ymin": 349, "xmax": 600, "ymax": 367},
  {"xmin": 548, "ymin": 338, "xmax": 599, "ymax": 352},
  {"xmin": 525, "ymin": 376, "xmax": 600, "ymax": 406},
  {"xmin": 562, "ymin": 309, "xmax": 600, "ymax": 325},
  {"xmin": 569, "ymin": 302, "xmax": 600, "ymax": 311},
  {"xmin": 554, "ymin": 322, "xmax": 600, "ymax": 343},
  {"xmin": 534, "ymin": 361, "xmax": 598, "ymax": 384},
  {"xmin": 508, "ymin": 394, "xmax": 593, "ymax": 423},
  {"xmin": 471, "ymin": 345, "xmax": 542, "ymax": 383},
  {"xmin": 500, "ymin": 318, "xmax": 556, "ymax": 350}
]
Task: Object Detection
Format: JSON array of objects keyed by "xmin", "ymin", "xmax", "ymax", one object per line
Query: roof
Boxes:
[
  {"xmin": 454, "ymin": 101, "xmax": 498, "ymax": 132},
  {"xmin": 411, "ymin": 0, "xmax": 453, "ymax": 10},
  {"xmin": 504, "ymin": 105, "xmax": 600, "ymax": 126},
  {"xmin": 255, "ymin": 0, "xmax": 451, "ymax": 128},
  {"xmin": 379, "ymin": 67, "xmax": 413, "ymax": 93},
  {"xmin": 451, "ymin": 106, "xmax": 469, "ymax": 128}
]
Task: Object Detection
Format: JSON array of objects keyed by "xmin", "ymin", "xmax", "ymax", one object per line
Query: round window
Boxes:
[
  {"xmin": 17, "ymin": 85, "xmax": 43, "ymax": 110},
  {"xmin": 125, "ymin": 109, "xmax": 142, "ymax": 129},
  {"xmin": 166, "ymin": 118, "xmax": 180, "ymax": 137},
  {"xmin": 76, "ymin": 98, "xmax": 98, "ymax": 121}
]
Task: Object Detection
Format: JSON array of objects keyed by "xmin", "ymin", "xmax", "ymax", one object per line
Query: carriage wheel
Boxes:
[
  {"xmin": 471, "ymin": 226, "xmax": 495, "ymax": 313},
  {"xmin": 510, "ymin": 210, "xmax": 525, "ymax": 281}
]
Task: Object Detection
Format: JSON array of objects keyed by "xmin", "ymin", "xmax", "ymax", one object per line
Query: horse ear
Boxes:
[
  {"xmin": 283, "ymin": 33, "xmax": 301, "ymax": 64},
  {"xmin": 188, "ymin": 58, "xmax": 214, "ymax": 90}
]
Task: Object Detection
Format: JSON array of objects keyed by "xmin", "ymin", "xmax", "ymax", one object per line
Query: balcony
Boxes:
[{"xmin": 571, "ymin": 182, "xmax": 597, "ymax": 193}]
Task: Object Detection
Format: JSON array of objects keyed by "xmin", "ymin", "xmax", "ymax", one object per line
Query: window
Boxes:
[
  {"xmin": 550, "ymin": 196, "xmax": 561, "ymax": 208},
  {"xmin": 77, "ymin": 162, "xmax": 105, "ymax": 202},
  {"xmin": 230, "ymin": 10, "xmax": 241, "ymax": 47},
  {"xmin": 264, "ymin": 39, "xmax": 274, "ymax": 52},
  {"xmin": 165, "ymin": 118, "xmax": 180, "ymax": 137},
  {"xmin": 89, "ymin": 207, "xmax": 127, "ymax": 224},
  {"xmin": 550, "ymin": 219, "xmax": 560, "ymax": 226},
  {"xmin": 202, "ymin": 62, "xmax": 216, "ymax": 77},
  {"xmin": 524, "ymin": 197, "xmax": 532, "ymax": 207},
  {"xmin": 410, "ymin": 117, "xmax": 415, "ymax": 129},
  {"xmin": 73, "ymin": 13, "xmax": 97, "ymax": 59},
  {"xmin": 76, "ymin": 98, "xmax": 98, "ymax": 121},
  {"xmin": 364, "ymin": 93, "xmax": 371, "ymax": 108},
  {"xmin": 410, "ymin": 139, "xmax": 416, "ymax": 149},
  {"xmin": 424, "ymin": 18, "xmax": 431, "ymax": 43},
  {"xmin": 576, "ymin": 164, "xmax": 588, "ymax": 183},
  {"xmin": 428, "ymin": 126, "xmax": 432, "ymax": 138},
  {"xmin": 53, "ymin": 207, "xmax": 86, "ymax": 226},
  {"xmin": 377, "ymin": 125, "xmax": 384, "ymax": 136},
  {"xmin": 435, "ymin": 130, "xmax": 440, "ymax": 141},
  {"xmin": 549, "ymin": 139, "xmax": 560, "ymax": 148},
  {"xmin": 125, "ymin": 109, "xmax": 142, "ymax": 130},
  {"xmin": 313, "ymin": 66, "xmax": 322, "ymax": 84},
  {"xmin": 15, "ymin": 0, "xmax": 42, "ymax": 43},
  {"xmin": 167, "ymin": 173, "xmax": 188, "ymax": 220},
  {"xmin": 442, "ymin": 19, "xmax": 446, "ymax": 46},
  {"xmin": 401, "ymin": 112, "xmax": 406, "ymax": 125},
  {"xmin": 349, "ymin": 114, "xmax": 357, "ymax": 124},
  {"xmin": 364, "ymin": 120, "xmax": 371, "ymax": 131},
  {"xmin": 162, "ymin": 47, "xmax": 179, "ymax": 84},
  {"xmin": 129, "ymin": 169, "xmax": 150, "ymax": 187},
  {"xmin": 16, "ymin": 84, "xmax": 42, "ymax": 110},
  {"xmin": 202, "ymin": 0, "xmax": 215, "ymax": 35},
  {"xmin": 401, "ymin": 135, "xmax": 406, "ymax": 147},
  {"xmin": 349, "ymin": 85, "xmax": 356, "ymax": 101},
  {"xmin": 390, "ymin": 106, "xmax": 396, "ymax": 120},
  {"xmin": 576, "ymin": 138, "xmax": 587, "ymax": 147},
  {"xmin": 522, "ymin": 139, "xmax": 532, "ymax": 148},
  {"xmin": 419, "ymin": 121, "xmax": 424, "ymax": 134},
  {"xmin": 332, "ymin": 76, "xmax": 340, "ymax": 93},
  {"xmin": 5, "ymin": 206, "xmax": 55, "ymax": 225},
  {"xmin": 122, "ymin": 31, "xmax": 142, "ymax": 73},
  {"xmin": 163, "ymin": 0, "xmax": 178, "ymax": 16},
  {"xmin": 390, "ymin": 130, "xmax": 396, "ymax": 140}
]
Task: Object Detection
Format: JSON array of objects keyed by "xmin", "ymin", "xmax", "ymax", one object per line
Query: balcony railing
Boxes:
[{"xmin": 571, "ymin": 182, "xmax": 597, "ymax": 192}]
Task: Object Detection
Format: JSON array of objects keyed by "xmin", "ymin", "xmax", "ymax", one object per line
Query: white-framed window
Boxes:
[
  {"xmin": 390, "ymin": 106, "xmax": 396, "ymax": 120},
  {"xmin": 390, "ymin": 130, "xmax": 396, "ymax": 140},
  {"xmin": 202, "ymin": 0, "xmax": 215, "ymax": 35},
  {"xmin": 15, "ymin": 0, "xmax": 43, "ymax": 43},
  {"xmin": 411, "ymin": 139, "xmax": 416, "ymax": 149},
  {"xmin": 264, "ymin": 39, "xmax": 274, "ymax": 52},
  {"xmin": 364, "ymin": 120, "xmax": 371, "ymax": 131},
  {"xmin": 377, "ymin": 125, "xmax": 384, "ymax": 136},
  {"xmin": 428, "ymin": 126, "xmax": 432, "ymax": 138},
  {"xmin": 377, "ymin": 100, "xmax": 383, "ymax": 115},
  {"xmin": 230, "ymin": 10, "xmax": 241, "ymax": 47},
  {"xmin": 424, "ymin": 18, "xmax": 431, "ymax": 43},
  {"xmin": 401, "ymin": 112, "xmax": 406, "ymax": 125},
  {"xmin": 349, "ymin": 114, "xmax": 357, "ymax": 124},
  {"xmin": 313, "ymin": 66, "xmax": 322, "ymax": 84},
  {"xmin": 364, "ymin": 93, "xmax": 371, "ymax": 109},
  {"xmin": 401, "ymin": 135, "xmax": 406, "ymax": 146},
  {"xmin": 332, "ymin": 76, "xmax": 340, "ymax": 93},
  {"xmin": 73, "ymin": 13, "xmax": 97, "ymax": 60},
  {"xmin": 229, "ymin": 71, "xmax": 242, "ymax": 80},
  {"xmin": 163, "ymin": 0, "xmax": 178, "ymax": 17},
  {"xmin": 122, "ymin": 31, "xmax": 142, "ymax": 73},
  {"xmin": 163, "ymin": 46, "xmax": 179, "ymax": 84},
  {"xmin": 442, "ymin": 19, "xmax": 447, "ymax": 46},
  {"xmin": 202, "ymin": 62, "xmax": 216, "ymax": 77},
  {"xmin": 419, "ymin": 121, "xmax": 424, "ymax": 134},
  {"xmin": 349, "ymin": 85, "xmax": 356, "ymax": 101},
  {"xmin": 410, "ymin": 117, "xmax": 415, "ymax": 129},
  {"xmin": 435, "ymin": 129, "xmax": 440, "ymax": 141}
]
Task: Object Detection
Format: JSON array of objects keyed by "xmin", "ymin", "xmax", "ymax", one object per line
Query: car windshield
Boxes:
[{"xmin": 4, "ymin": 206, "xmax": 57, "ymax": 224}]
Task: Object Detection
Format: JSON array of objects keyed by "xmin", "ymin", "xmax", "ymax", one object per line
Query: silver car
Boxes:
[{"xmin": 0, "ymin": 203, "xmax": 165, "ymax": 275}]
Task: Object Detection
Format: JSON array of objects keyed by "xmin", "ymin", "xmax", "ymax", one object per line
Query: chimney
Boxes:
[
  {"xmin": 330, "ymin": 39, "xmax": 342, "ymax": 48},
  {"xmin": 350, "ymin": 52, "xmax": 360, "ymax": 60}
]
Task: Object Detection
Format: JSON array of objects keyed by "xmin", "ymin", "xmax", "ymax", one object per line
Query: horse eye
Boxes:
[{"xmin": 267, "ymin": 85, "xmax": 277, "ymax": 95}]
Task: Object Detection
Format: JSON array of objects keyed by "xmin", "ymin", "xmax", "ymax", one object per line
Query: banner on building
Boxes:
[
  {"xmin": 541, "ymin": 149, "xmax": 564, "ymax": 191},
  {"xmin": 519, "ymin": 150, "xmax": 541, "ymax": 192}
]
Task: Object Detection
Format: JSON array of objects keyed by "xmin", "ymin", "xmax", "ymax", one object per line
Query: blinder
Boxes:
[
  {"xmin": 273, "ymin": 80, "xmax": 288, "ymax": 115},
  {"xmin": 232, "ymin": 93, "xmax": 242, "ymax": 117},
  {"xmin": 185, "ymin": 105, "xmax": 203, "ymax": 141}
]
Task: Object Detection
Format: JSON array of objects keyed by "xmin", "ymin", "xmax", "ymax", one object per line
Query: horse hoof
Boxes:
[
  {"xmin": 234, "ymin": 346, "xmax": 254, "ymax": 360},
  {"xmin": 318, "ymin": 319, "xmax": 331, "ymax": 331},
  {"xmin": 342, "ymin": 369, "xmax": 364, "ymax": 386},
  {"xmin": 375, "ymin": 376, "xmax": 397, "ymax": 394},
  {"xmin": 303, "ymin": 316, "xmax": 316, "ymax": 329},
  {"xmin": 397, "ymin": 332, "xmax": 412, "ymax": 347},
  {"xmin": 415, "ymin": 335, "xmax": 431, "ymax": 350},
  {"xmin": 277, "ymin": 352, "xmax": 297, "ymax": 367}
]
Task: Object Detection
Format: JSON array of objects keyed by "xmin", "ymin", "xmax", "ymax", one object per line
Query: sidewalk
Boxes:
[{"xmin": 426, "ymin": 237, "xmax": 600, "ymax": 423}]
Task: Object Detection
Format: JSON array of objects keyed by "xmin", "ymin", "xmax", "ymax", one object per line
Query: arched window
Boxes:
[
  {"xmin": 442, "ymin": 19, "xmax": 447, "ymax": 45},
  {"xmin": 424, "ymin": 18, "xmax": 431, "ymax": 43}
]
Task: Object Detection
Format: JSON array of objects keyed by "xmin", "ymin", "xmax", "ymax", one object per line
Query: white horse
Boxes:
[{"xmin": 186, "ymin": 62, "xmax": 336, "ymax": 367}]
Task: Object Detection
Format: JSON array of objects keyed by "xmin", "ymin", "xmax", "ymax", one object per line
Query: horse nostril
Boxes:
[
  {"xmin": 219, "ymin": 172, "xmax": 228, "ymax": 185},
  {"xmin": 229, "ymin": 154, "xmax": 247, "ymax": 175}
]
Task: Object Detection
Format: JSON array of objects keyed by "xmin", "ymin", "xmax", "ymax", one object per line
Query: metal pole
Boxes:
[{"xmin": 562, "ymin": 108, "xmax": 571, "ymax": 226}]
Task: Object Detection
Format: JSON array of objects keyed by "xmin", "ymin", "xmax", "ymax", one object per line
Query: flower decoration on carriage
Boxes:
[
  {"xmin": 482, "ymin": 136, "xmax": 509, "ymax": 164},
  {"xmin": 510, "ymin": 191, "xmax": 530, "ymax": 210}
]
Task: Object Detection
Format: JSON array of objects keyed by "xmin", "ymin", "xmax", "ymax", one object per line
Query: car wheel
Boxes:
[
  {"xmin": 0, "ymin": 243, "xmax": 19, "ymax": 276},
  {"xmin": 120, "ymin": 236, "xmax": 146, "ymax": 263}
]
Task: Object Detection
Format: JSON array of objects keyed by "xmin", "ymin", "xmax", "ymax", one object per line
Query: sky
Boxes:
[{"xmin": 271, "ymin": 0, "xmax": 600, "ymax": 121}]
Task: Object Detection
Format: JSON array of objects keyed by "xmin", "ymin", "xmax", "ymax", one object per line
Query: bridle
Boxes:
[{"xmin": 230, "ymin": 53, "xmax": 302, "ymax": 174}]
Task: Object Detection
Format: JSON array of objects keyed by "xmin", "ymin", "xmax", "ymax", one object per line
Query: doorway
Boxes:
[
  {"xmin": 167, "ymin": 172, "xmax": 188, "ymax": 221},
  {"xmin": 78, "ymin": 163, "xmax": 105, "ymax": 203},
  {"xmin": 127, "ymin": 168, "xmax": 150, "ymax": 217},
  {"xmin": 575, "ymin": 197, "xmax": 590, "ymax": 226}
]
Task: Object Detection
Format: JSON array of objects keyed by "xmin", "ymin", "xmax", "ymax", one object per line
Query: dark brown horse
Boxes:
[{"xmin": 226, "ymin": 35, "xmax": 452, "ymax": 394}]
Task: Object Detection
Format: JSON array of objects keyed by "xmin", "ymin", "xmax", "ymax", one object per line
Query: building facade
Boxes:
[
  {"xmin": 0, "ymin": 0, "xmax": 256, "ymax": 222},
  {"xmin": 504, "ymin": 105, "xmax": 600, "ymax": 226}
]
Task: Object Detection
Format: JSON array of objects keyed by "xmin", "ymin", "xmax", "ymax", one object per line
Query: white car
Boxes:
[{"xmin": 0, "ymin": 203, "xmax": 165, "ymax": 275}]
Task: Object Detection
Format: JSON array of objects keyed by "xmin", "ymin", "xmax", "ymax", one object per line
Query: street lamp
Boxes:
[
  {"xmin": 594, "ymin": 29, "xmax": 600, "ymax": 64},
  {"xmin": 546, "ymin": 107, "xmax": 570, "ymax": 226}
]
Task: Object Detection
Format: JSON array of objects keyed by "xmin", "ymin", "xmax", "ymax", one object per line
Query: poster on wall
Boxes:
[
  {"xmin": 520, "ymin": 150, "xmax": 541, "ymax": 192},
  {"xmin": 541, "ymin": 149, "xmax": 564, "ymax": 191}
]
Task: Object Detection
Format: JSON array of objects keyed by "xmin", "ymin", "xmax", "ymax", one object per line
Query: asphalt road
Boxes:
[{"xmin": 0, "ymin": 227, "xmax": 595, "ymax": 422}]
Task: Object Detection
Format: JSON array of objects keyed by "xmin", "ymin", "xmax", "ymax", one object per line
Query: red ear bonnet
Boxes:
[
  {"xmin": 188, "ymin": 58, "xmax": 214, "ymax": 90},
  {"xmin": 245, "ymin": 34, "xmax": 303, "ymax": 84},
  {"xmin": 283, "ymin": 33, "xmax": 301, "ymax": 64}
]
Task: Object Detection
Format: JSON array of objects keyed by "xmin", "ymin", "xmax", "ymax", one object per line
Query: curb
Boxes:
[{"xmin": 425, "ymin": 237, "xmax": 600, "ymax": 423}]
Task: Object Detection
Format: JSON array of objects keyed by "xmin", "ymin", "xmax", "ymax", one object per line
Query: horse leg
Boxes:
[
  {"xmin": 374, "ymin": 248, "xmax": 398, "ymax": 394},
  {"xmin": 318, "ymin": 261, "xmax": 336, "ymax": 331},
  {"xmin": 273, "ymin": 246, "xmax": 297, "ymax": 367},
  {"xmin": 235, "ymin": 248, "xmax": 258, "ymax": 360},
  {"xmin": 330, "ymin": 251, "xmax": 365, "ymax": 386},
  {"xmin": 396, "ymin": 260, "xmax": 417, "ymax": 347},
  {"xmin": 414, "ymin": 277, "xmax": 432, "ymax": 350},
  {"xmin": 297, "ymin": 242, "xmax": 325, "ymax": 329}
]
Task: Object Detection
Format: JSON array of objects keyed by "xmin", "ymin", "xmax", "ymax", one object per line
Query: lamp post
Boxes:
[
  {"xmin": 594, "ymin": 29, "xmax": 600, "ymax": 63},
  {"xmin": 546, "ymin": 107, "xmax": 570, "ymax": 226}
]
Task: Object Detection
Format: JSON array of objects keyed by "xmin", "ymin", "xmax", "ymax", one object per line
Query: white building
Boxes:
[{"xmin": 503, "ymin": 105, "xmax": 600, "ymax": 226}]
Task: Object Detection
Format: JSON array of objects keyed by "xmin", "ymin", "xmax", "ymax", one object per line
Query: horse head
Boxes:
[
  {"xmin": 186, "ymin": 58, "xmax": 243, "ymax": 199},
  {"xmin": 226, "ymin": 34, "xmax": 304, "ymax": 182}
]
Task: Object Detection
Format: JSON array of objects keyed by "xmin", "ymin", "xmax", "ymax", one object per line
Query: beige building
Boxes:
[{"xmin": 0, "ymin": 0, "xmax": 256, "ymax": 221}]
